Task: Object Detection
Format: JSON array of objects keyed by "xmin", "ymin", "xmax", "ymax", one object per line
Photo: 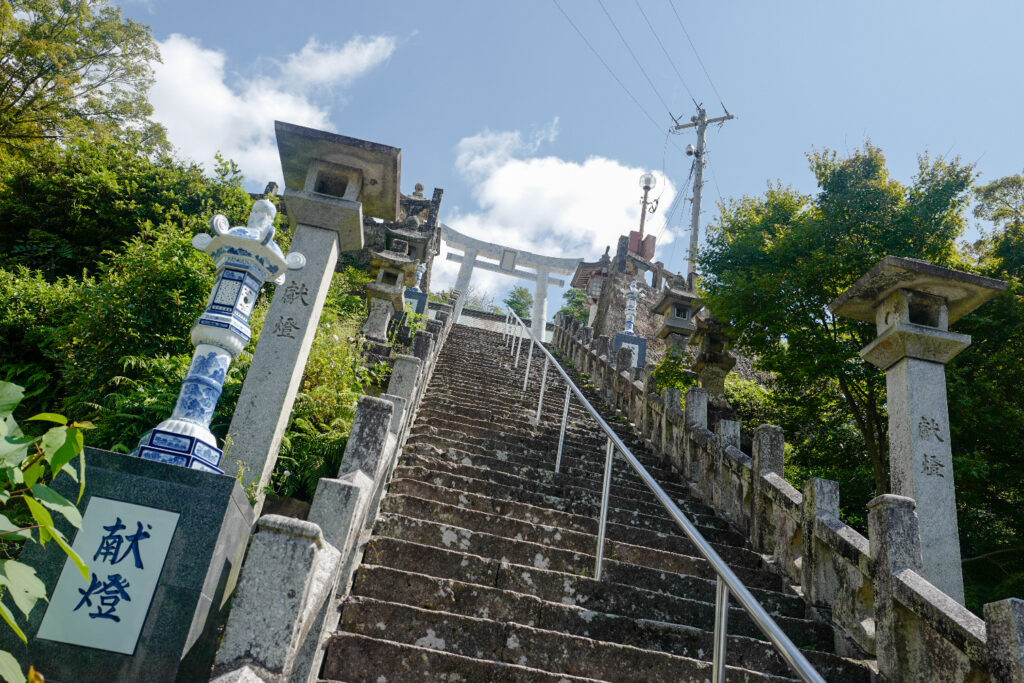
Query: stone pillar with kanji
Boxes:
[
  {"xmin": 224, "ymin": 121, "xmax": 402, "ymax": 506},
  {"xmin": 831, "ymin": 256, "xmax": 1006, "ymax": 604}
]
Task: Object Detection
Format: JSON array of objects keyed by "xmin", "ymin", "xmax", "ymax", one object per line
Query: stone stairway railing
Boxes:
[
  {"xmin": 209, "ymin": 293, "xmax": 465, "ymax": 683},
  {"xmin": 504, "ymin": 309, "xmax": 826, "ymax": 682},
  {"xmin": 551, "ymin": 313, "xmax": 1024, "ymax": 683}
]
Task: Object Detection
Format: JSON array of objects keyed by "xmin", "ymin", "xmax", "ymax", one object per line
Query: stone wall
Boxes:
[{"xmin": 551, "ymin": 313, "xmax": 1024, "ymax": 683}]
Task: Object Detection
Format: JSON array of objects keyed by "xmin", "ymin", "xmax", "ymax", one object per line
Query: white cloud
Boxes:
[
  {"xmin": 434, "ymin": 121, "xmax": 678, "ymax": 308},
  {"xmin": 283, "ymin": 36, "xmax": 396, "ymax": 89},
  {"xmin": 149, "ymin": 34, "xmax": 395, "ymax": 185}
]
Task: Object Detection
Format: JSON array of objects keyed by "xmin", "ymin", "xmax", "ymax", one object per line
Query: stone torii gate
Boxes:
[{"xmin": 441, "ymin": 223, "xmax": 582, "ymax": 337}]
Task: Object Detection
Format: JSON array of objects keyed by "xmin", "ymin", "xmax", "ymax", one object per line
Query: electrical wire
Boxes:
[
  {"xmin": 552, "ymin": 0, "xmax": 668, "ymax": 136},
  {"xmin": 634, "ymin": 0, "xmax": 698, "ymax": 108},
  {"xmin": 668, "ymin": 0, "xmax": 728, "ymax": 111},
  {"xmin": 597, "ymin": 0, "xmax": 677, "ymax": 121}
]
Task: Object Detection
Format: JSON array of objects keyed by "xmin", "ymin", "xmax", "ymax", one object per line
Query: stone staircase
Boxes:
[{"xmin": 320, "ymin": 325, "xmax": 875, "ymax": 681}]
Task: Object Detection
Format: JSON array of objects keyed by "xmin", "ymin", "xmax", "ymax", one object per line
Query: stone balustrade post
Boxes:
[
  {"xmin": 662, "ymin": 388, "xmax": 682, "ymax": 470},
  {"xmin": 985, "ymin": 599, "xmax": 1024, "ymax": 683},
  {"xmin": 213, "ymin": 515, "xmax": 341, "ymax": 683},
  {"xmin": 751, "ymin": 424, "xmax": 785, "ymax": 552},
  {"xmin": 683, "ymin": 386, "xmax": 708, "ymax": 481},
  {"xmin": 801, "ymin": 478, "xmax": 841, "ymax": 609},
  {"xmin": 868, "ymin": 493, "xmax": 924, "ymax": 682},
  {"xmin": 714, "ymin": 419, "xmax": 741, "ymax": 510}
]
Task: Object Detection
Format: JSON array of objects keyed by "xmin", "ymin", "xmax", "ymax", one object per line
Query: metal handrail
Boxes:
[{"xmin": 501, "ymin": 309, "xmax": 825, "ymax": 683}]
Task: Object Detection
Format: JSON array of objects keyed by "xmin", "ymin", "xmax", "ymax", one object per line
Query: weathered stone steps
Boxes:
[
  {"xmin": 360, "ymin": 535, "xmax": 804, "ymax": 623},
  {"xmin": 380, "ymin": 492, "xmax": 764, "ymax": 573},
  {"xmin": 335, "ymin": 597, "xmax": 788, "ymax": 683},
  {"xmin": 321, "ymin": 632, "xmax": 603, "ymax": 682},
  {"xmin": 322, "ymin": 325, "xmax": 869, "ymax": 681},
  {"xmin": 349, "ymin": 564, "xmax": 868, "ymax": 681}
]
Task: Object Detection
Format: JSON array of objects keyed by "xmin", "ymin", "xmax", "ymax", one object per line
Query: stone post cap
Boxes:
[
  {"xmin": 830, "ymin": 256, "xmax": 1007, "ymax": 325},
  {"xmin": 867, "ymin": 493, "xmax": 917, "ymax": 512},
  {"xmin": 275, "ymin": 120, "xmax": 401, "ymax": 221},
  {"xmin": 256, "ymin": 514, "xmax": 327, "ymax": 548}
]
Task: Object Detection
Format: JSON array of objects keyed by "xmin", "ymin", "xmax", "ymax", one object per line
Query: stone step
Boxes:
[
  {"xmin": 321, "ymin": 632, "xmax": 604, "ymax": 682},
  {"xmin": 361, "ymin": 535, "xmax": 804, "ymax": 626},
  {"xmin": 397, "ymin": 452, "xmax": 724, "ymax": 529},
  {"xmin": 380, "ymin": 492, "xmax": 764, "ymax": 572},
  {"xmin": 372, "ymin": 511, "xmax": 786, "ymax": 595},
  {"xmin": 386, "ymin": 476, "xmax": 741, "ymax": 549},
  {"xmin": 405, "ymin": 435, "xmax": 701, "ymax": 507},
  {"xmin": 389, "ymin": 462, "xmax": 734, "ymax": 543},
  {"xmin": 350, "ymin": 564, "xmax": 867, "ymax": 681},
  {"xmin": 336, "ymin": 597, "xmax": 790, "ymax": 683}
]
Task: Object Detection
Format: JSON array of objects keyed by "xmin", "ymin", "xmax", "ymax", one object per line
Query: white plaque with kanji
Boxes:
[{"xmin": 36, "ymin": 497, "xmax": 180, "ymax": 654}]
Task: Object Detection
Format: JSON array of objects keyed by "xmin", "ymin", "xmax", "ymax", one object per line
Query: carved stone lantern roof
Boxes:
[
  {"xmin": 652, "ymin": 286, "xmax": 702, "ymax": 340},
  {"xmin": 368, "ymin": 240, "xmax": 418, "ymax": 311},
  {"xmin": 829, "ymin": 256, "xmax": 1006, "ymax": 324}
]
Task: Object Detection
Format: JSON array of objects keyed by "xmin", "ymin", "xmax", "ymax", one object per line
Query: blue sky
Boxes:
[{"xmin": 120, "ymin": 0, "xmax": 1024, "ymax": 308}]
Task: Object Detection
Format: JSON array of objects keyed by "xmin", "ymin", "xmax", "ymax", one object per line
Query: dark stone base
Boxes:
[
  {"xmin": 613, "ymin": 333, "xmax": 647, "ymax": 367},
  {"xmin": 3, "ymin": 447, "xmax": 254, "ymax": 683}
]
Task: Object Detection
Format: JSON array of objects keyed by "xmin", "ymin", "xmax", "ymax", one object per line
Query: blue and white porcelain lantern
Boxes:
[{"xmin": 135, "ymin": 199, "xmax": 305, "ymax": 473}]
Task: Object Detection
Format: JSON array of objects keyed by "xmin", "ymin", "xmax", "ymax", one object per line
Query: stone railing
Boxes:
[
  {"xmin": 551, "ymin": 313, "xmax": 1023, "ymax": 683},
  {"xmin": 211, "ymin": 292, "xmax": 463, "ymax": 683}
]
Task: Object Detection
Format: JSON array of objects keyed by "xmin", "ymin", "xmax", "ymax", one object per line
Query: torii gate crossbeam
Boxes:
[{"xmin": 441, "ymin": 223, "xmax": 582, "ymax": 337}]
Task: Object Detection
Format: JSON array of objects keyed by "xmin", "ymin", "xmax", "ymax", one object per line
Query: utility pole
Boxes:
[{"xmin": 673, "ymin": 107, "xmax": 734, "ymax": 289}]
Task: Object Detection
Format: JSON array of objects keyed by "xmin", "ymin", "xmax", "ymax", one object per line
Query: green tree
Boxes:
[
  {"xmin": 700, "ymin": 144, "xmax": 974, "ymax": 498},
  {"xmin": 558, "ymin": 287, "xmax": 589, "ymax": 324},
  {"xmin": 0, "ymin": 0, "xmax": 162, "ymax": 154},
  {"xmin": 504, "ymin": 285, "xmax": 533, "ymax": 319},
  {"xmin": 0, "ymin": 140, "xmax": 250, "ymax": 279},
  {"xmin": 944, "ymin": 173, "xmax": 1024, "ymax": 609}
]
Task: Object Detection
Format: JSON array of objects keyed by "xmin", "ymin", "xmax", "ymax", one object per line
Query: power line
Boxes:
[
  {"xmin": 552, "ymin": 0, "xmax": 667, "ymax": 135},
  {"xmin": 668, "ymin": 0, "xmax": 728, "ymax": 110},
  {"xmin": 634, "ymin": 0, "xmax": 698, "ymax": 107},
  {"xmin": 596, "ymin": 0, "xmax": 677, "ymax": 121}
]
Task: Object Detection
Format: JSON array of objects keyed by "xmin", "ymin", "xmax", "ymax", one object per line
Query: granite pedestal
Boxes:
[{"xmin": 4, "ymin": 447, "xmax": 254, "ymax": 682}]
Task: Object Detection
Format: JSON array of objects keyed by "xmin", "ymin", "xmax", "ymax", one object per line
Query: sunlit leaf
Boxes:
[
  {"xmin": 24, "ymin": 413, "xmax": 66, "ymax": 426},
  {"xmin": 0, "ymin": 650, "xmax": 25, "ymax": 683},
  {"xmin": 30, "ymin": 485, "xmax": 82, "ymax": 528},
  {"xmin": 0, "ymin": 561, "xmax": 45, "ymax": 618},
  {"xmin": 0, "ymin": 384, "xmax": 24, "ymax": 416}
]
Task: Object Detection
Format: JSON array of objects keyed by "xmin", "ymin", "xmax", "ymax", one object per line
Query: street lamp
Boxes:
[{"xmin": 638, "ymin": 172, "xmax": 658, "ymax": 237}]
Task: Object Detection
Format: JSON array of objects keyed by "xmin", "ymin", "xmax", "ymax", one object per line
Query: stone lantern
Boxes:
[
  {"xmin": 652, "ymin": 285, "xmax": 701, "ymax": 350},
  {"xmin": 363, "ymin": 239, "xmax": 418, "ymax": 342},
  {"xmin": 135, "ymin": 200, "xmax": 305, "ymax": 473},
  {"xmin": 831, "ymin": 256, "xmax": 1006, "ymax": 604}
]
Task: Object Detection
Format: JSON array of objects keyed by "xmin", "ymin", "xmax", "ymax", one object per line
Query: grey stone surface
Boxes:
[
  {"xmin": 986, "ymin": 598, "xmax": 1024, "ymax": 683},
  {"xmin": 224, "ymin": 223, "xmax": 340, "ymax": 507},
  {"xmin": 412, "ymin": 330, "xmax": 435, "ymax": 361},
  {"xmin": 387, "ymin": 354, "xmax": 423, "ymax": 404},
  {"xmin": 362, "ymin": 297, "xmax": 393, "ymax": 342},
  {"xmin": 307, "ymin": 471, "xmax": 372, "ymax": 558},
  {"xmin": 337, "ymin": 396, "xmax": 394, "ymax": 480},
  {"xmin": 210, "ymin": 665, "xmax": 266, "ymax": 683},
  {"xmin": 869, "ymin": 493, "xmax": 924, "ymax": 680},
  {"xmin": 4, "ymin": 447, "xmax": 254, "ymax": 683},
  {"xmin": 884, "ymin": 354, "xmax": 965, "ymax": 603},
  {"xmin": 380, "ymin": 393, "xmax": 408, "ymax": 435},
  {"xmin": 214, "ymin": 515, "xmax": 340, "ymax": 682}
]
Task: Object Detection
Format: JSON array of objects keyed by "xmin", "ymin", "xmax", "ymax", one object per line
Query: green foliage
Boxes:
[
  {"xmin": 504, "ymin": 285, "xmax": 534, "ymax": 319},
  {"xmin": 558, "ymin": 288, "xmax": 589, "ymax": 324},
  {"xmin": 0, "ymin": 382, "xmax": 90, "ymax": 683},
  {"xmin": 700, "ymin": 144, "xmax": 974, "ymax": 497},
  {"xmin": 0, "ymin": 0, "xmax": 163, "ymax": 155},
  {"xmin": 0, "ymin": 138, "xmax": 251, "ymax": 278},
  {"xmin": 648, "ymin": 346, "xmax": 697, "ymax": 396}
]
